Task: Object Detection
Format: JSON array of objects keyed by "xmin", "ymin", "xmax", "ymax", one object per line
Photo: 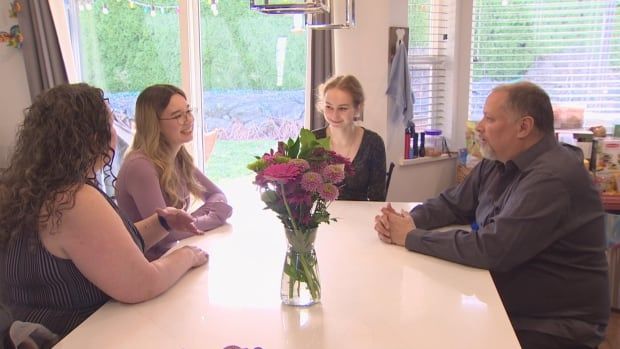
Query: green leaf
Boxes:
[
  {"xmin": 261, "ymin": 190, "xmax": 279, "ymax": 204},
  {"xmin": 287, "ymin": 136, "xmax": 301, "ymax": 158},
  {"xmin": 247, "ymin": 158, "xmax": 267, "ymax": 172},
  {"xmin": 317, "ymin": 137, "xmax": 330, "ymax": 150},
  {"xmin": 275, "ymin": 155, "xmax": 290, "ymax": 163},
  {"xmin": 299, "ymin": 128, "xmax": 316, "ymax": 144},
  {"xmin": 298, "ymin": 128, "xmax": 319, "ymax": 159}
]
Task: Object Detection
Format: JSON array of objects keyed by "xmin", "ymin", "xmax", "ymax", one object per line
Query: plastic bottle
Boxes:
[
  {"xmin": 404, "ymin": 128, "xmax": 411, "ymax": 159},
  {"xmin": 412, "ymin": 132, "xmax": 418, "ymax": 158},
  {"xmin": 425, "ymin": 129, "xmax": 443, "ymax": 157},
  {"xmin": 405, "ymin": 121, "xmax": 416, "ymax": 159},
  {"xmin": 419, "ymin": 132, "xmax": 426, "ymax": 157}
]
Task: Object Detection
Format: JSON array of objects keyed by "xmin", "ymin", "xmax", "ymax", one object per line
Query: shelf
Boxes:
[
  {"xmin": 398, "ymin": 153, "xmax": 455, "ymax": 167},
  {"xmin": 602, "ymin": 193, "xmax": 620, "ymax": 212}
]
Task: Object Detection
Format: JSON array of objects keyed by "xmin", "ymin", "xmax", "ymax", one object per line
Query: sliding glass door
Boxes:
[
  {"xmin": 198, "ymin": 1, "xmax": 307, "ymax": 183},
  {"xmin": 62, "ymin": 0, "xmax": 307, "ymax": 188}
]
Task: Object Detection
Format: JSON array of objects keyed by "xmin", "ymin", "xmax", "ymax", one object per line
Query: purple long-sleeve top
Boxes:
[{"xmin": 116, "ymin": 151, "xmax": 232, "ymax": 260}]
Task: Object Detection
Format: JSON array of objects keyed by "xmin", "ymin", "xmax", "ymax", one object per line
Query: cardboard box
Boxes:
[
  {"xmin": 594, "ymin": 138, "xmax": 620, "ymax": 194},
  {"xmin": 597, "ymin": 138, "xmax": 620, "ymax": 172},
  {"xmin": 553, "ymin": 105, "xmax": 585, "ymax": 129}
]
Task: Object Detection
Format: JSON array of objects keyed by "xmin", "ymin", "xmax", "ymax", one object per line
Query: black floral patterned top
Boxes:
[{"xmin": 313, "ymin": 127, "xmax": 387, "ymax": 201}]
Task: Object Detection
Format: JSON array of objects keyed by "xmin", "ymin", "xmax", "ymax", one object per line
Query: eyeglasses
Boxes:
[{"xmin": 159, "ymin": 107, "xmax": 195, "ymax": 125}]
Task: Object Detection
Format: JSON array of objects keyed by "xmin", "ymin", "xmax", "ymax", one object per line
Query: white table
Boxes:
[{"xmin": 55, "ymin": 200, "xmax": 520, "ymax": 349}]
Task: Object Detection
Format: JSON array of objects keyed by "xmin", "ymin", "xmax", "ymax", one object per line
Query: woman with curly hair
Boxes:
[
  {"xmin": 0, "ymin": 83, "xmax": 208, "ymax": 338},
  {"xmin": 313, "ymin": 75, "xmax": 387, "ymax": 201},
  {"xmin": 116, "ymin": 84, "xmax": 232, "ymax": 260}
]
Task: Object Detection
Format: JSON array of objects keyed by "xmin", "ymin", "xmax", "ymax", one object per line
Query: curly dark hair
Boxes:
[{"xmin": 0, "ymin": 83, "xmax": 114, "ymax": 247}]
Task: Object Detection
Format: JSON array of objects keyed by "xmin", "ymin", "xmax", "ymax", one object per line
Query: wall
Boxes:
[
  {"xmin": 0, "ymin": 1, "xmax": 30, "ymax": 168},
  {"xmin": 333, "ymin": 0, "xmax": 462, "ymax": 202}
]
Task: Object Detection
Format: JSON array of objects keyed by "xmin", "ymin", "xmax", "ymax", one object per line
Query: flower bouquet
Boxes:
[{"xmin": 248, "ymin": 129, "xmax": 353, "ymax": 306}]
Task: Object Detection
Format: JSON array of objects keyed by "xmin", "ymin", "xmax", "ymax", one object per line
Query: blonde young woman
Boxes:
[
  {"xmin": 313, "ymin": 75, "xmax": 387, "ymax": 201},
  {"xmin": 116, "ymin": 84, "xmax": 232, "ymax": 260},
  {"xmin": 0, "ymin": 83, "xmax": 207, "ymax": 338}
]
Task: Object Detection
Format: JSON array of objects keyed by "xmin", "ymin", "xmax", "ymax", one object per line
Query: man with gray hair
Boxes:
[{"xmin": 375, "ymin": 81, "xmax": 610, "ymax": 349}]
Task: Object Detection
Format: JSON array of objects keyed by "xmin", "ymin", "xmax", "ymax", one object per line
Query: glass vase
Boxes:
[{"xmin": 281, "ymin": 227, "xmax": 321, "ymax": 306}]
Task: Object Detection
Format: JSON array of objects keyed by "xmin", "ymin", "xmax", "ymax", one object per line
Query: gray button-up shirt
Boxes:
[{"xmin": 407, "ymin": 135, "xmax": 610, "ymax": 347}]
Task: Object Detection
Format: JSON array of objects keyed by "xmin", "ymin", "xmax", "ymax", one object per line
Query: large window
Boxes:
[
  {"xmin": 62, "ymin": 0, "xmax": 307, "ymax": 188},
  {"xmin": 408, "ymin": 0, "xmax": 449, "ymax": 132},
  {"xmin": 469, "ymin": 0, "xmax": 620, "ymax": 129},
  {"xmin": 199, "ymin": 1, "xmax": 306, "ymax": 182},
  {"xmin": 66, "ymin": 0, "xmax": 182, "ymax": 193}
]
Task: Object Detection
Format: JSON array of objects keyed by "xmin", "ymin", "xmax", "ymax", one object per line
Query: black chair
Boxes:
[{"xmin": 386, "ymin": 162, "xmax": 395, "ymax": 195}]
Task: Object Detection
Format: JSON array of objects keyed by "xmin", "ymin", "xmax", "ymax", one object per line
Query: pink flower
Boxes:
[
  {"xmin": 301, "ymin": 172, "xmax": 323, "ymax": 192},
  {"xmin": 318, "ymin": 183, "xmax": 339, "ymax": 201},
  {"xmin": 289, "ymin": 158, "xmax": 310, "ymax": 171},
  {"xmin": 321, "ymin": 164, "xmax": 345, "ymax": 184},
  {"xmin": 262, "ymin": 163, "xmax": 303, "ymax": 184}
]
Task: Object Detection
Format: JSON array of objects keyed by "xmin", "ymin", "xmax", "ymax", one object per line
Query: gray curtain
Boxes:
[
  {"xmin": 308, "ymin": 13, "xmax": 333, "ymax": 130},
  {"xmin": 17, "ymin": 0, "xmax": 68, "ymax": 101}
]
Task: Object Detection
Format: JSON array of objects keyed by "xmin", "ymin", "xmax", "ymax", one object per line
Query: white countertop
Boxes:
[{"xmin": 55, "ymin": 199, "xmax": 520, "ymax": 349}]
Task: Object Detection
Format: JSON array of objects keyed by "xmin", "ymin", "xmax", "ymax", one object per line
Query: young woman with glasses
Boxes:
[{"xmin": 116, "ymin": 84, "xmax": 232, "ymax": 260}]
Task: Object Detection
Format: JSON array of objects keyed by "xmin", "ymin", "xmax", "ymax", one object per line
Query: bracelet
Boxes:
[{"xmin": 157, "ymin": 214, "xmax": 171, "ymax": 231}]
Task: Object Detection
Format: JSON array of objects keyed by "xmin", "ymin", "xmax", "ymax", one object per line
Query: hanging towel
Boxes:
[{"xmin": 386, "ymin": 37, "xmax": 414, "ymax": 126}]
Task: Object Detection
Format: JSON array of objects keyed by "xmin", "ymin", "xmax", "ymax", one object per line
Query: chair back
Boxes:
[
  {"xmin": 203, "ymin": 130, "xmax": 218, "ymax": 165},
  {"xmin": 386, "ymin": 162, "xmax": 395, "ymax": 195}
]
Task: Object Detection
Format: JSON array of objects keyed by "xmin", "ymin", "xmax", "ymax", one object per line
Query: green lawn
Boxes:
[{"xmin": 204, "ymin": 139, "xmax": 278, "ymax": 183}]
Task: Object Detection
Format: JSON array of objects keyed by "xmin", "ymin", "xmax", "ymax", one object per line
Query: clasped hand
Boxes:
[{"xmin": 374, "ymin": 203, "xmax": 415, "ymax": 246}]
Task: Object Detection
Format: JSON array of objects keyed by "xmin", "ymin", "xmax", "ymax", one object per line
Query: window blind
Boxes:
[
  {"xmin": 408, "ymin": 0, "xmax": 448, "ymax": 131},
  {"xmin": 469, "ymin": 0, "xmax": 620, "ymax": 129}
]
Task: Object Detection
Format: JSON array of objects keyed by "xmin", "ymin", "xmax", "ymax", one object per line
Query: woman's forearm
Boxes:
[
  {"xmin": 135, "ymin": 214, "xmax": 169, "ymax": 250},
  {"xmin": 118, "ymin": 246, "xmax": 198, "ymax": 303}
]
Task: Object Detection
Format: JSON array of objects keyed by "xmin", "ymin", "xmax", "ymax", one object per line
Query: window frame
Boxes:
[
  {"xmin": 408, "ymin": 0, "xmax": 473, "ymax": 150},
  {"xmin": 467, "ymin": 0, "xmax": 620, "ymax": 132}
]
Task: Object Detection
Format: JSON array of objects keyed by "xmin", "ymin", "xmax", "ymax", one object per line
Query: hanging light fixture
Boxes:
[
  {"xmin": 250, "ymin": 0, "xmax": 329, "ymax": 15},
  {"xmin": 249, "ymin": 0, "xmax": 355, "ymax": 30}
]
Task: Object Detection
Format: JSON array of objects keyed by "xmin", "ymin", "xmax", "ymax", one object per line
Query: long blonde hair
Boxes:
[{"xmin": 129, "ymin": 84, "xmax": 203, "ymax": 208}]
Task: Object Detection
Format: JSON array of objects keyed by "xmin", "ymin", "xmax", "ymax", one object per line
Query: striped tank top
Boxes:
[{"xmin": 0, "ymin": 184, "xmax": 144, "ymax": 338}]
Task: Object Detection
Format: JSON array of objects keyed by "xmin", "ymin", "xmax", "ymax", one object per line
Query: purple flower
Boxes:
[
  {"xmin": 262, "ymin": 163, "xmax": 303, "ymax": 184},
  {"xmin": 318, "ymin": 149, "xmax": 355, "ymax": 177},
  {"xmin": 318, "ymin": 183, "xmax": 339, "ymax": 201},
  {"xmin": 301, "ymin": 172, "xmax": 323, "ymax": 192},
  {"xmin": 321, "ymin": 164, "xmax": 345, "ymax": 184}
]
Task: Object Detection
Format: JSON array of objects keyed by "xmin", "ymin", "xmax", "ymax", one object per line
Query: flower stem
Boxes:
[
  {"xmin": 280, "ymin": 183, "xmax": 300, "ymax": 233},
  {"xmin": 280, "ymin": 184, "xmax": 320, "ymax": 303},
  {"xmin": 299, "ymin": 253, "xmax": 320, "ymax": 299}
]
